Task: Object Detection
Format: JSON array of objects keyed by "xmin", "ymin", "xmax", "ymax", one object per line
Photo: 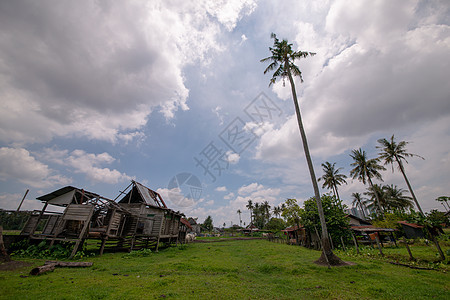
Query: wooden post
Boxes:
[
  {"xmin": 390, "ymin": 232, "xmax": 398, "ymax": 247},
  {"xmin": 99, "ymin": 238, "xmax": 107, "ymax": 256},
  {"xmin": 17, "ymin": 189, "xmax": 29, "ymax": 212},
  {"xmin": 314, "ymin": 226, "xmax": 322, "ymax": 250},
  {"xmin": 30, "ymin": 202, "xmax": 48, "ymax": 236},
  {"xmin": 351, "ymin": 232, "xmax": 359, "ymax": 254},
  {"xmin": 156, "ymin": 215, "xmax": 164, "ymax": 252},
  {"xmin": 328, "ymin": 234, "xmax": 334, "ymax": 250},
  {"xmin": 340, "ymin": 236, "xmax": 346, "ymax": 251},
  {"xmin": 430, "ymin": 232, "xmax": 445, "ymax": 260},
  {"xmin": 0, "ymin": 226, "xmax": 11, "ymax": 262},
  {"xmin": 403, "ymin": 237, "xmax": 414, "ymax": 261},
  {"xmin": 375, "ymin": 235, "xmax": 384, "ymax": 257}
]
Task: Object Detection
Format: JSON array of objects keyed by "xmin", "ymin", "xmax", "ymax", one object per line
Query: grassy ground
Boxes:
[{"xmin": 1, "ymin": 239, "xmax": 449, "ymax": 299}]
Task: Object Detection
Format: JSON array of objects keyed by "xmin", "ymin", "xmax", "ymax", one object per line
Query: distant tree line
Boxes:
[{"xmin": 0, "ymin": 210, "xmax": 30, "ymax": 230}]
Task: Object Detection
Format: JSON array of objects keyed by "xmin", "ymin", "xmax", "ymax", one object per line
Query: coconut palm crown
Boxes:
[
  {"xmin": 351, "ymin": 192, "xmax": 366, "ymax": 219},
  {"xmin": 261, "ymin": 33, "xmax": 315, "ymax": 87},
  {"xmin": 377, "ymin": 135, "xmax": 425, "ymax": 216},
  {"xmin": 318, "ymin": 161, "xmax": 347, "ymax": 203},
  {"xmin": 350, "ymin": 148, "xmax": 386, "ymax": 216}
]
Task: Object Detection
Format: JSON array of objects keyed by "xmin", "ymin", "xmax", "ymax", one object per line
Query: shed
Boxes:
[
  {"xmin": 398, "ymin": 221, "xmax": 425, "ymax": 239},
  {"xmin": 351, "ymin": 225, "xmax": 397, "ymax": 247},
  {"xmin": 347, "ymin": 214, "xmax": 371, "ymax": 227},
  {"xmin": 282, "ymin": 225, "xmax": 306, "ymax": 245},
  {"xmin": 242, "ymin": 223, "xmax": 259, "ymax": 235}
]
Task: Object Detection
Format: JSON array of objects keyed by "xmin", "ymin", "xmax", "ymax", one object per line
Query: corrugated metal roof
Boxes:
[
  {"xmin": 282, "ymin": 225, "xmax": 303, "ymax": 232},
  {"xmin": 135, "ymin": 181, "xmax": 167, "ymax": 208},
  {"xmin": 181, "ymin": 218, "xmax": 192, "ymax": 230},
  {"xmin": 351, "ymin": 225, "xmax": 396, "ymax": 232},
  {"xmin": 398, "ymin": 221, "xmax": 424, "ymax": 228},
  {"xmin": 36, "ymin": 186, "xmax": 99, "ymax": 202}
]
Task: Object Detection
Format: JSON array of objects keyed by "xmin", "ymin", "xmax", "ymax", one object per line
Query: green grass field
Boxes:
[{"xmin": 1, "ymin": 239, "xmax": 449, "ymax": 299}]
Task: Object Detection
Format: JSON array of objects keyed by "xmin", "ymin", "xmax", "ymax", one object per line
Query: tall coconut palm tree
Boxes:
[
  {"xmin": 436, "ymin": 196, "xmax": 450, "ymax": 212},
  {"xmin": 364, "ymin": 184, "xmax": 388, "ymax": 213},
  {"xmin": 384, "ymin": 184, "xmax": 413, "ymax": 212},
  {"xmin": 273, "ymin": 206, "xmax": 282, "ymax": 218},
  {"xmin": 261, "ymin": 33, "xmax": 342, "ymax": 265},
  {"xmin": 350, "ymin": 148, "xmax": 386, "ymax": 217},
  {"xmin": 318, "ymin": 162, "xmax": 347, "ymax": 205},
  {"xmin": 236, "ymin": 209, "xmax": 242, "ymax": 226},
  {"xmin": 351, "ymin": 192, "xmax": 366, "ymax": 219},
  {"xmin": 246, "ymin": 200, "xmax": 253, "ymax": 225},
  {"xmin": 377, "ymin": 135, "xmax": 425, "ymax": 216}
]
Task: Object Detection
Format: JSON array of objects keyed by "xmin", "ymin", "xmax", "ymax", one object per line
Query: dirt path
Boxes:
[{"xmin": 0, "ymin": 260, "xmax": 33, "ymax": 271}]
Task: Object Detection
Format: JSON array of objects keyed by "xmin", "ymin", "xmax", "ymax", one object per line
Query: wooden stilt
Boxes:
[
  {"xmin": 351, "ymin": 233, "xmax": 359, "ymax": 254},
  {"xmin": 403, "ymin": 237, "xmax": 414, "ymax": 261},
  {"xmin": 99, "ymin": 238, "xmax": 107, "ymax": 255},
  {"xmin": 340, "ymin": 236, "xmax": 346, "ymax": 251},
  {"xmin": 375, "ymin": 235, "xmax": 384, "ymax": 257}
]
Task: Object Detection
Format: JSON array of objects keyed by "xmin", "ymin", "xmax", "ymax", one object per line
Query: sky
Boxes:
[{"xmin": 1, "ymin": 0, "xmax": 449, "ymax": 228}]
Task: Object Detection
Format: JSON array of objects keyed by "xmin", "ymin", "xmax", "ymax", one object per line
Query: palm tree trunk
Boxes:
[
  {"xmin": 367, "ymin": 177, "xmax": 384, "ymax": 217},
  {"xmin": 357, "ymin": 199, "xmax": 366, "ymax": 219},
  {"xmin": 334, "ymin": 185, "xmax": 344, "ymax": 210},
  {"xmin": 286, "ymin": 67, "xmax": 342, "ymax": 265},
  {"xmin": 396, "ymin": 158, "xmax": 424, "ymax": 216}
]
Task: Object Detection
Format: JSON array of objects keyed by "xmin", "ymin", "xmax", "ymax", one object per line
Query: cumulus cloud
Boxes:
[
  {"xmin": 0, "ymin": 193, "xmax": 45, "ymax": 211},
  {"xmin": 257, "ymin": 0, "xmax": 450, "ymax": 161},
  {"xmin": 226, "ymin": 151, "xmax": 240, "ymax": 164},
  {"xmin": 237, "ymin": 182, "xmax": 280, "ymax": 200},
  {"xmin": 0, "ymin": 147, "xmax": 71, "ymax": 188},
  {"xmin": 215, "ymin": 186, "xmax": 227, "ymax": 192},
  {"xmin": 224, "ymin": 192, "xmax": 235, "ymax": 200},
  {"xmin": 40, "ymin": 148, "xmax": 131, "ymax": 184},
  {"xmin": 0, "ymin": 0, "xmax": 256, "ymax": 145},
  {"xmin": 157, "ymin": 187, "xmax": 196, "ymax": 208}
]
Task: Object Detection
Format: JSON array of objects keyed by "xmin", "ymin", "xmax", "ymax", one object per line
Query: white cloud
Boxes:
[
  {"xmin": 224, "ymin": 192, "xmax": 235, "ymax": 200},
  {"xmin": 236, "ymin": 182, "xmax": 280, "ymax": 200},
  {"xmin": 0, "ymin": 147, "xmax": 71, "ymax": 188},
  {"xmin": 226, "ymin": 151, "xmax": 240, "ymax": 164},
  {"xmin": 157, "ymin": 187, "xmax": 196, "ymax": 208},
  {"xmin": 238, "ymin": 182, "xmax": 262, "ymax": 195},
  {"xmin": 40, "ymin": 148, "xmax": 131, "ymax": 184},
  {"xmin": 0, "ymin": 1, "xmax": 256, "ymax": 145},
  {"xmin": 258, "ymin": 0, "xmax": 450, "ymax": 160},
  {"xmin": 213, "ymin": 106, "xmax": 224, "ymax": 125},
  {"xmin": 240, "ymin": 34, "xmax": 248, "ymax": 44},
  {"xmin": 205, "ymin": 0, "xmax": 257, "ymax": 31},
  {"xmin": 0, "ymin": 193, "xmax": 45, "ymax": 211},
  {"xmin": 215, "ymin": 186, "xmax": 227, "ymax": 192}
]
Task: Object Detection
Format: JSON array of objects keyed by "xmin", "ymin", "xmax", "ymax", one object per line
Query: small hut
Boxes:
[
  {"xmin": 282, "ymin": 225, "xmax": 306, "ymax": 245},
  {"xmin": 116, "ymin": 181, "xmax": 184, "ymax": 251},
  {"xmin": 398, "ymin": 221, "xmax": 425, "ymax": 239},
  {"xmin": 21, "ymin": 186, "xmax": 123, "ymax": 258}
]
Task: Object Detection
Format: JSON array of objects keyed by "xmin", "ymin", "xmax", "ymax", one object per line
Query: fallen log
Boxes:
[
  {"xmin": 30, "ymin": 261, "xmax": 93, "ymax": 275},
  {"xmin": 388, "ymin": 261, "xmax": 435, "ymax": 271},
  {"xmin": 30, "ymin": 264, "xmax": 56, "ymax": 276}
]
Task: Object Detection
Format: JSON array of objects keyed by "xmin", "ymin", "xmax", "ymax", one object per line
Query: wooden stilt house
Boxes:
[
  {"xmin": 20, "ymin": 186, "xmax": 127, "ymax": 258},
  {"xmin": 116, "ymin": 181, "xmax": 184, "ymax": 251},
  {"xmin": 20, "ymin": 181, "xmax": 185, "ymax": 257}
]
